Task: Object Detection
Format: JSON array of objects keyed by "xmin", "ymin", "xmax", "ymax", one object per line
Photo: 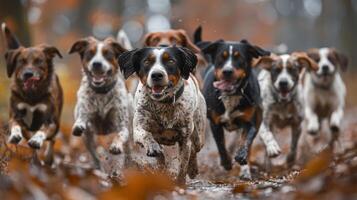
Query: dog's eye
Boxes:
[
  {"xmin": 18, "ymin": 58, "xmax": 26, "ymax": 65},
  {"xmin": 143, "ymin": 59, "xmax": 151, "ymax": 66},
  {"xmin": 85, "ymin": 51, "xmax": 95, "ymax": 60},
  {"xmin": 105, "ymin": 51, "xmax": 114, "ymax": 60},
  {"xmin": 152, "ymin": 37, "xmax": 160, "ymax": 44},
  {"xmin": 34, "ymin": 59, "xmax": 43, "ymax": 65},
  {"xmin": 168, "ymin": 59, "xmax": 175, "ymax": 64}
]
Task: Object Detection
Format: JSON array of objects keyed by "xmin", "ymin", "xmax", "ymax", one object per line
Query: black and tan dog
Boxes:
[
  {"xmin": 2, "ymin": 23, "xmax": 63, "ymax": 165},
  {"xmin": 202, "ymin": 39, "xmax": 270, "ymax": 179}
]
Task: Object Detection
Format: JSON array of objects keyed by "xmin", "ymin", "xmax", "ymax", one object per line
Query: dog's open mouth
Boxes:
[
  {"xmin": 24, "ymin": 77, "xmax": 40, "ymax": 90},
  {"xmin": 213, "ymin": 80, "xmax": 236, "ymax": 92},
  {"xmin": 150, "ymin": 85, "xmax": 168, "ymax": 98},
  {"xmin": 91, "ymin": 73, "xmax": 107, "ymax": 86}
]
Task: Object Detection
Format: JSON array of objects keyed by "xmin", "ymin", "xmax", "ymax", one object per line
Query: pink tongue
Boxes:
[
  {"xmin": 152, "ymin": 86, "xmax": 164, "ymax": 94},
  {"xmin": 24, "ymin": 77, "xmax": 40, "ymax": 90},
  {"xmin": 213, "ymin": 80, "xmax": 233, "ymax": 91}
]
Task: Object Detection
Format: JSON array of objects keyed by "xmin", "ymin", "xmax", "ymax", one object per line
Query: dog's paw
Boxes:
[
  {"xmin": 72, "ymin": 123, "xmax": 85, "ymax": 136},
  {"xmin": 235, "ymin": 147, "xmax": 248, "ymax": 165},
  {"xmin": 109, "ymin": 141, "xmax": 123, "ymax": 155},
  {"xmin": 307, "ymin": 120, "xmax": 319, "ymax": 136},
  {"xmin": 266, "ymin": 140, "xmax": 281, "ymax": 158},
  {"xmin": 239, "ymin": 165, "xmax": 252, "ymax": 180},
  {"xmin": 330, "ymin": 125, "xmax": 340, "ymax": 133},
  {"xmin": 8, "ymin": 126, "xmax": 23, "ymax": 144},
  {"xmin": 8, "ymin": 132, "xmax": 23, "ymax": 144},
  {"xmin": 28, "ymin": 132, "xmax": 46, "ymax": 149},
  {"xmin": 221, "ymin": 158, "xmax": 232, "ymax": 170},
  {"xmin": 146, "ymin": 142, "xmax": 163, "ymax": 157}
]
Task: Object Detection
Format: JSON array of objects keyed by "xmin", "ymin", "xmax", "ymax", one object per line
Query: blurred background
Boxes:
[{"xmin": 0, "ymin": 0, "xmax": 356, "ymax": 129}]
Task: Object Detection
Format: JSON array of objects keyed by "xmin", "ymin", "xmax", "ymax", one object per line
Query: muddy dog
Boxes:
[
  {"xmin": 202, "ymin": 39, "xmax": 270, "ymax": 179},
  {"xmin": 303, "ymin": 48, "xmax": 348, "ymax": 147},
  {"xmin": 118, "ymin": 46, "xmax": 206, "ymax": 184},
  {"xmin": 255, "ymin": 53, "xmax": 318, "ymax": 168},
  {"xmin": 69, "ymin": 37, "xmax": 131, "ymax": 169},
  {"xmin": 2, "ymin": 23, "xmax": 63, "ymax": 165}
]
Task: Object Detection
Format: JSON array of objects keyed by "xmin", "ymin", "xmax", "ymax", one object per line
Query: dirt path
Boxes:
[{"xmin": 1, "ymin": 108, "xmax": 357, "ymax": 199}]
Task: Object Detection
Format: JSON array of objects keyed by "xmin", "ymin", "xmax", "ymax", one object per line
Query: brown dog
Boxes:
[
  {"xmin": 143, "ymin": 29, "xmax": 207, "ymax": 87},
  {"xmin": 2, "ymin": 23, "xmax": 63, "ymax": 165}
]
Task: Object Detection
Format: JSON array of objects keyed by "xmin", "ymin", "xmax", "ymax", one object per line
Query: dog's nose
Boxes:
[
  {"xmin": 23, "ymin": 71, "xmax": 34, "ymax": 80},
  {"xmin": 279, "ymin": 80, "xmax": 289, "ymax": 89},
  {"xmin": 151, "ymin": 71, "xmax": 164, "ymax": 82},
  {"xmin": 322, "ymin": 65, "xmax": 329, "ymax": 73},
  {"xmin": 222, "ymin": 69, "xmax": 233, "ymax": 78},
  {"xmin": 92, "ymin": 62, "xmax": 103, "ymax": 71}
]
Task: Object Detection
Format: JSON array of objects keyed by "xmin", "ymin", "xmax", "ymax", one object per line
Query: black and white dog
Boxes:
[
  {"xmin": 118, "ymin": 46, "xmax": 206, "ymax": 184},
  {"xmin": 255, "ymin": 53, "xmax": 317, "ymax": 166},
  {"xmin": 202, "ymin": 40, "xmax": 269, "ymax": 179},
  {"xmin": 303, "ymin": 48, "xmax": 348, "ymax": 145}
]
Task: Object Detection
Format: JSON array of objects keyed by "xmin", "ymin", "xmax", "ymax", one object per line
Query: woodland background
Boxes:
[{"xmin": 0, "ymin": 0, "xmax": 357, "ymax": 199}]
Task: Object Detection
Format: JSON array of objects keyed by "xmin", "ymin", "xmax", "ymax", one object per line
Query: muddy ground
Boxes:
[{"xmin": 0, "ymin": 108, "xmax": 357, "ymax": 199}]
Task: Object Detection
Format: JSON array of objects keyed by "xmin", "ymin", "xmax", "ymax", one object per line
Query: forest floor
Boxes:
[{"xmin": 0, "ymin": 108, "xmax": 357, "ymax": 200}]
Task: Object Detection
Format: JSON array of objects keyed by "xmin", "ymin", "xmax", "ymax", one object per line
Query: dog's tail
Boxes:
[
  {"xmin": 1, "ymin": 23, "xmax": 21, "ymax": 49},
  {"xmin": 117, "ymin": 29, "xmax": 133, "ymax": 51},
  {"xmin": 193, "ymin": 25, "xmax": 202, "ymax": 44}
]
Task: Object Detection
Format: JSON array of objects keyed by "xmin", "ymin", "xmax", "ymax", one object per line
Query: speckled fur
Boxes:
[
  {"xmin": 73, "ymin": 75, "xmax": 131, "ymax": 168},
  {"xmin": 258, "ymin": 69, "xmax": 304, "ymax": 165},
  {"xmin": 133, "ymin": 75, "xmax": 206, "ymax": 183}
]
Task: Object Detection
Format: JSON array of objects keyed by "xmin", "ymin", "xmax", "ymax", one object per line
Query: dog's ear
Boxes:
[
  {"xmin": 177, "ymin": 29, "xmax": 200, "ymax": 54},
  {"xmin": 193, "ymin": 25, "xmax": 202, "ymax": 44},
  {"xmin": 105, "ymin": 37, "xmax": 127, "ymax": 56},
  {"xmin": 1, "ymin": 23, "xmax": 21, "ymax": 49},
  {"xmin": 292, "ymin": 52, "xmax": 318, "ymax": 71},
  {"xmin": 241, "ymin": 39, "xmax": 270, "ymax": 60},
  {"xmin": 331, "ymin": 48, "xmax": 348, "ymax": 71},
  {"xmin": 307, "ymin": 48, "xmax": 320, "ymax": 62},
  {"xmin": 4, "ymin": 49, "xmax": 21, "ymax": 77},
  {"xmin": 68, "ymin": 37, "xmax": 94, "ymax": 57},
  {"xmin": 177, "ymin": 47, "xmax": 198, "ymax": 80},
  {"xmin": 254, "ymin": 56, "xmax": 275, "ymax": 70},
  {"xmin": 201, "ymin": 40, "xmax": 222, "ymax": 63},
  {"xmin": 118, "ymin": 49, "xmax": 141, "ymax": 79},
  {"xmin": 40, "ymin": 44, "xmax": 63, "ymax": 60},
  {"xmin": 143, "ymin": 32, "xmax": 155, "ymax": 47}
]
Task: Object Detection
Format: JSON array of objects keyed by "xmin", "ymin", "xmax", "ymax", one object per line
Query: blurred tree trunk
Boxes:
[
  {"xmin": 341, "ymin": 0, "xmax": 357, "ymax": 68},
  {"xmin": 0, "ymin": 0, "xmax": 31, "ymax": 47}
]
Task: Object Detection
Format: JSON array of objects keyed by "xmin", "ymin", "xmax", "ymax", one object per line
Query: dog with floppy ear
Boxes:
[
  {"xmin": 118, "ymin": 46, "xmax": 206, "ymax": 184},
  {"xmin": 255, "ymin": 52, "xmax": 318, "ymax": 168},
  {"xmin": 302, "ymin": 47, "xmax": 348, "ymax": 148},
  {"xmin": 202, "ymin": 39, "xmax": 270, "ymax": 180},
  {"xmin": 2, "ymin": 23, "xmax": 63, "ymax": 165},
  {"xmin": 68, "ymin": 36, "xmax": 132, "ymax": 170}
]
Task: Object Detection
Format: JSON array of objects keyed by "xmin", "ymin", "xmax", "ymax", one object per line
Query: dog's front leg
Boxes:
[
  {"xmin": 305, "ymin": 105, "xmax": 319, "ymax": 136},
  {"xmin": 177, "ymin": 138, "xmax": 192, "ymax": 185},
  {"xmin": 330, "ymin": 107, "xmax": 344, "ymax": 143},
  {"xmin": 109, "ymin": 127, "xmax": 129, "ymax": 155},
  {"xmin": 28, "ymin": 123, "xmax": 56, "ymax": 149},
  {"xmin": 109, "ymin": 108, "xmax": 130, "ymax": 155},
  {"xmin": 8, "ymin": 119, "xmax": 23, "ymax": 144},
  {"xmin": 287, "ymin": 122, "xmax": 302, "ymax": 166},
  {"xmin": 210, "ymin": 122, "xmax": 232, "ymax": 170},
  {"xmin": 83, "ymin": 123, "xmax": 102, "ymax": 170},
  {"xmin": 259, "ymin": 121, "xmax": 281, "ymax": 157},
  {"xmin": 72, "ymin": 101, "xmax": 90, "ymax": 136},
  {"xmin": 235, "ymin": 122, "xmax": 257, "ymax": 180}
]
